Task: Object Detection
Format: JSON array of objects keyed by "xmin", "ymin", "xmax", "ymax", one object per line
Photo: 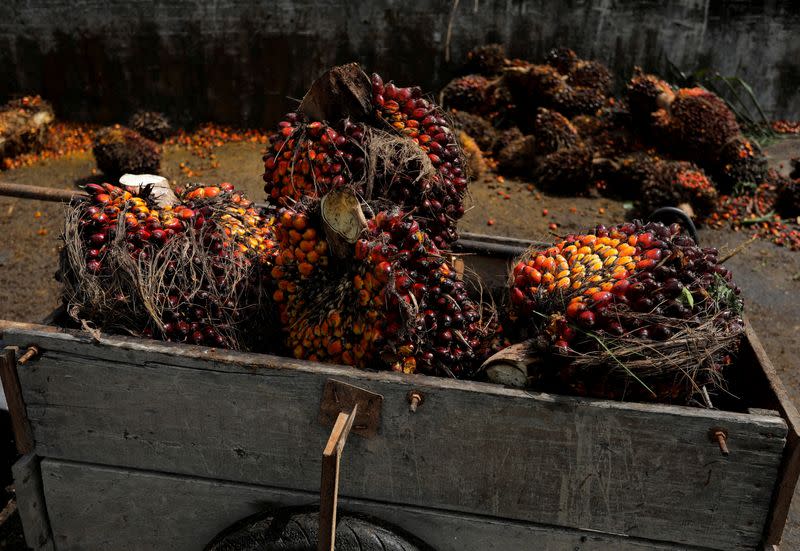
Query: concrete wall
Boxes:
[{"xmin": 1, "ymin": 0, "xmax": 799, "ymax": 126}]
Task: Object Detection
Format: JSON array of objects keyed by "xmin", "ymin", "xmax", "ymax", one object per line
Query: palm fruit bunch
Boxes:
[
  {"xmin": 92, "ymin": 125, "xmax": 161, "ymax": 176},
  {"xmin": 545, "ymin": 47, "xmax": 613, "ymax": 95},
  {"xmin": 533, "ymin": 146, "xmax": 595, "ymax": 195},
  {"xmin": 264, "ymin": 69, "xmax": 468, "ymax": 249},
  {"xmin": 715, "ymin": 136, "xmax": 768, "ymax": 192},
  {"xmin": 532, "ymin": 107, "xmax": 581, "ymax": 154},
  {"xmin": 450, "ymin": 109, "xmax": 497, "ymax": 151},
  {"xmin": 639, "ymin": 161, "xmax": 718, "ymax": 217},
  {"xmin": 458, "ymin": 131, "xmax": 489, "ymax": 178},
  {"xmin": 128, "ymin": 110, "xmax": 174, "ymax": 143},
  {"xmin": 509, "ymin": 221, "xmax": 743, "ymax": 403},
  {"xmin": 652, "ymin": 88, "xmax": 739, "ymax": 157},
  {"xmin": 624, "ymin": 68, "xmax": 675, "ymax": 126},
  {"xmin": 440, "ymin": 75, "xmax": 495, "ymax": 114},
  {"xmin": 270, "ymin": 203, "xmax": 499, "ymax": 377},
  {"xmin": 601, "ymin": 154, "xmax": 717, "ymax": 216},
  {"xmin": 60, "ymin": 181, "xmax": 276, "ymax": 349},
  {"xmin": 0, "ymin": 95, "xmax": 55, "ymax": 160},
  {"xmin": 776, "ymin": 175, "xmax": 800, "ymax": 218},
  {"xmin": 464, "ymin": 43, "xmax": 507, "ymax": 76}
]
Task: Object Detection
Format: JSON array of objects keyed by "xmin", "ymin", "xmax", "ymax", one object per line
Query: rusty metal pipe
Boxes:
[{"xmin": 0, "ymin": 182, "xmax": 87, "ymax": 203}]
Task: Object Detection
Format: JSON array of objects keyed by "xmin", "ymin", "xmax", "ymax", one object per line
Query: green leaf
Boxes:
[
  {"xmin": 681, "ymin": 287, "xmax": 694, "ymax": 309},
  {"xmin": 622, "ymin": 201, "xmax": 634, "ymax": 210}
]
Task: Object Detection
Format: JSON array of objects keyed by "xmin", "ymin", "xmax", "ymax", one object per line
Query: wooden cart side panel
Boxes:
[
  {"xmin": 745, "ymin": 323, "xmax": 800, "ymax": 546},
  {"xmin": 9, "ymin": 333, "xmax": 788, "ymax": 550},
  {"xmin": 12, "ymin": 454, "xmax": 54, "ymax": 551},
  {"xmin": 40, "ymin": 458, "xmax": 717, "ymax": 551}
]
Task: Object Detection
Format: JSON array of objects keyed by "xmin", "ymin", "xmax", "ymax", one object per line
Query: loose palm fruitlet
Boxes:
[
  {"xmin": 270, "ymin": 204, "xmax": 500, "ymax": 377},
  {"xmin": 60, "ymin": 182, "xmax": 276, "ymax": 350},
  {"xmin": 510, "ymin": 221, "xmax": 743, "ymax": 403},
  {"xmin": 264, "ymin": 70, "xmax": 468, "ymax": 249},
  {"xmin": 92, "ymin": 125, "xmax": 161, "ymax": 176}
]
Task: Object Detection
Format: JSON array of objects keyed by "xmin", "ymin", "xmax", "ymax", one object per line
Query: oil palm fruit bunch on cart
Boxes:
[
  {"xmin": 59, "ymin": 181, "xmax": 277, "ymax": 350},
  {"xmin": 263, "ymin": 64, "xmax": 468, "ymax": 249},
  {"xmin": 508, "ymin": 220, "xmax": 744, "ymax": 404},
  {"xmin": 269, "ymin": 196, "xmax": 502, "ymax": 377}
]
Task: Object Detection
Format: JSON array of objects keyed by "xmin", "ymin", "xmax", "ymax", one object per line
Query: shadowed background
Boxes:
[{"xmin": 2, "ymin": 0, "xmax": 800, "ymax": 126}]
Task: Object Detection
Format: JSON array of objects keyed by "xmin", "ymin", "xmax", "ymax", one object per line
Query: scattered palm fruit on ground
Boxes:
[
  {"xmin": 92, "ymin": 125, "xmax": 161, "ymax": 177},
  {"xmin": 1, "ymin": 121, "xmax": 97, "ymax": 170},
  {"xmin": 509, "ymin": 220, "xmax": 743, "ymax": 403},
  {"xmin": 0, "ymin": 95, "xmax": 55, "ymax": 161},
  {"xmin": 263, "ymin": 66, "xmax": 468, "ymax": 249},
  {"xmin": 772, "ymin": 120, "xmax": 800, "ymax": 134},
  {"xmin": 129, "ymin": 110, "xmax": 174, "ymax": 143},
  {"xmin": 708, "ymin": 178, "xmax": 800, "ymax": 250},
  {"xmin": 59, "ymin": 181, "xmax": 276, "ymax": 350},
  {"xmin": 270, "ymin": 202, "xmax": 502, "ymax": 377}
]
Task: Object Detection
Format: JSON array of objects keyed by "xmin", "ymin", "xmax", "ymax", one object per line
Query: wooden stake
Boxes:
[
  {"xmin": 0, "ymin": 348, "xmax": 34, "ymax": 454},
  {"xmin": 318, "ymin": 404, "xmax": 358, "ymax": 551}
]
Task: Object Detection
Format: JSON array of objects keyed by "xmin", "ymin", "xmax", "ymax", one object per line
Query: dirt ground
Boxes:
[{"xmin": 1, "ymin": 138, "xmax": 799, "ymax": 547}]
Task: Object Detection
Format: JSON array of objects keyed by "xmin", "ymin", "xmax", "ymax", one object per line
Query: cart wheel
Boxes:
[{"xmin": 205, "ymin": 506, "xmax": 432, "ymax": 551}]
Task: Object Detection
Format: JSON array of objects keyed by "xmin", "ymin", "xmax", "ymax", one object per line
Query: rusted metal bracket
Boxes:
[{"xmin": 318, "ymin": 379, "xmax": 382, "ymax": 438}]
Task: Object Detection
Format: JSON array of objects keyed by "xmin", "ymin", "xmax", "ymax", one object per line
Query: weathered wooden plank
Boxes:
[
  {"xmin": 12, "ymin": 454, "xmax": 54, "ymax": 551},
  {"xmin": 745, "ymin": 322, "xmax": 800, "ymax": 547},
  {"xmin": 40, "ymin": 459, "xmax": 715, "ymax": 551},
  {"xmin": 7, "ymin": 328, "xmax": 787, "ymax": 550}
]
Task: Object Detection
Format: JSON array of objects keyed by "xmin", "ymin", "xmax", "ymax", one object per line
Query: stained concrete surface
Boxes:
[{"xmin": 0, "ymin": 138, "xmax": 799, "ymax": 547}]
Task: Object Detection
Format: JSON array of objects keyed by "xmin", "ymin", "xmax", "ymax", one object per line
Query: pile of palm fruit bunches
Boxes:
[
  {"xmin": 60, "ymin": 63, "xmax": 744, "ymax": 406},
  {"xmin": 443, "ymin": 44, "xmax": 798, "ymax": 221}
]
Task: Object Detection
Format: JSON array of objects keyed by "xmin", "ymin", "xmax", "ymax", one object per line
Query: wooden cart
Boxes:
[{"xmin": 1, "ymin": 233, "xmax": 798, "ymax": 551}]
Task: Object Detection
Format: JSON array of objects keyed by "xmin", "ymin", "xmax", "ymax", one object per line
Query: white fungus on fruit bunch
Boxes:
[
  {"xmin": 59, "ymin": 182, "xmax": 277, "ymax": 351},
  {"xmin": 510, "ymin": 221, "xmax": 744, "ymax": 404}
]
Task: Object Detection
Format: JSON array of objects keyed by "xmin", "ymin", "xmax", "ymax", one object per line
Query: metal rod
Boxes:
[{"xmin": 0, "ymin": 182, "xmax": 86, "ymax": 203}]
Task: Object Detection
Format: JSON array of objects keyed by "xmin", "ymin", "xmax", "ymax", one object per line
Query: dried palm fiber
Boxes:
[
  {"xmin": 449, "ymin": 109, "xmax": 498, "ymax": 151},
  {"xmin": 263, "ymin": 64, "xmax": 468, "ymax": 249},
  {"xmin": 129, "ymin": 110, "xmax": 174, "ymax": 143},
  {"xmin": 0, "ymin": 95, "xmax": 55, "ymax": 160},
  {"xmin": 59, "ymin": 182, "xmax": 277, "ymax": 350},
  {"xmin": 464, "ymin": 43, "xmax": 507, "ymax": 76},
  {"xmin": 93, "ymin": 125, "xmax": 161, "ymax": 176},
  {"xmin": 509, "ymin": 220, "xmax": 743, "ymax": 404},
  {"xmin": 270, "ymin": 199, "xmax": 503, "ymax": 377}
]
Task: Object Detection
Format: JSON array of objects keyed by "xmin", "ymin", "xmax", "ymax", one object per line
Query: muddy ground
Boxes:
[{"xmin": 1, "ymin": 138, "xmax": 799, "ymax": 547}]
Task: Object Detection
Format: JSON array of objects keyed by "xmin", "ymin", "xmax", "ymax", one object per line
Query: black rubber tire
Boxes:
[{"xmin": 205, "ymin": 506, "xmax": 433, "ymax": 551}]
